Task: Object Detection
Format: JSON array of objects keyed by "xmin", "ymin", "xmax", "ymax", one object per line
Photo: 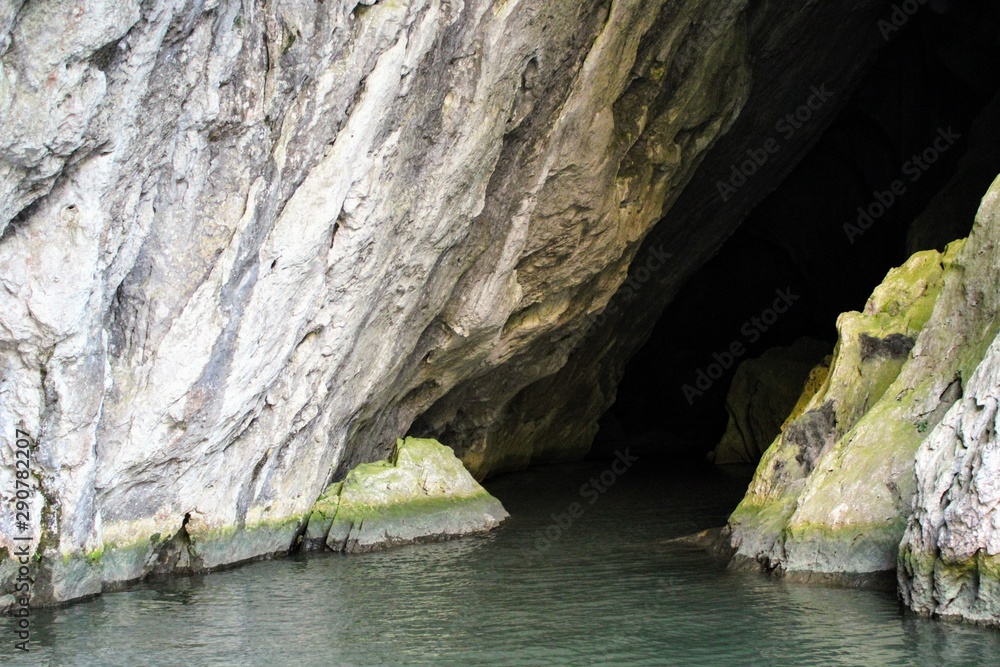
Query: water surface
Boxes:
[{"xmin": 4, "ymin": 457, "xmax": 1000, "ymax": 666}]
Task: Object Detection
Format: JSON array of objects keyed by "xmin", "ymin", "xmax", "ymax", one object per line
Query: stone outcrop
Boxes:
[
  {"xmin": 727, "ymin": 240, "xmax": 964, "ymax": 579},
  {"xmin": 727, "ymin": 174, "xmax": 1000, "ymax": 600},
  {"xmin": 304, "ymin": 437, "xmax": 507, "ymax": 553},
  {"xmin": 710, "ymin": 338, "xmax": 830, "ymax": 465},
  {"xmin": 0, "ymin": 0, "xmax": 890, "ymax": 606}
]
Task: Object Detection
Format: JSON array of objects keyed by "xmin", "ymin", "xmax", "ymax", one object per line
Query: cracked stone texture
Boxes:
[{"xmin": 0, "ymin": 0, "xmax": 888, "ymax": 605}]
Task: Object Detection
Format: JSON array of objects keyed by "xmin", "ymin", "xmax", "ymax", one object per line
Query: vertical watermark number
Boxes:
[{"xmin": 10, "ymin": 428, "xmax": 33, "ymax": 652}]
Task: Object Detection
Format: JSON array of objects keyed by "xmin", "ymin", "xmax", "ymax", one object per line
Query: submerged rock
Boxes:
[
  {"xmin": 710, "ymin": 338, "xmax": 831, "ymax": 465},
  {"xmin": 304, "ymin": 438, "xmax": 508, "ymax": 553}
]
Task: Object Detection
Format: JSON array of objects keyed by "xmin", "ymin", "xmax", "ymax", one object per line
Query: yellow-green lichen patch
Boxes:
[
  {"xmin": 92, "ymin": 510, "xmax": 307, "ymax": 589},
  {"xmin": 166, "ymin": 514, "xmax": 308, "ymax": 572},
  {"xmin": 862, "ymin": 244, "xmax": 957, "ymax": 334},
  {"xmin": 781, "ymin": 355, "xmax": 832, "ymax": 430},
  {"xmin": 782, "ymin": 515, "xmax": 909, "ymax": 572},
  {"xmin": 902, "ymin": 545, "xmax": 1000, "ymax": 625}
]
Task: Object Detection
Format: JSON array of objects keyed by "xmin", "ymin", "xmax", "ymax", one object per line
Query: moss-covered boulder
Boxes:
[
  {"xmin": 727, "ymin": 240, "xmax": 967, "ymax": 578},
  {"xmin": 710, "ymin": 338, "xmax": 831, "ymax": 465},
  {"xmin": 304, "ymin": 438, "xmax": 508, "ymax": 553}
]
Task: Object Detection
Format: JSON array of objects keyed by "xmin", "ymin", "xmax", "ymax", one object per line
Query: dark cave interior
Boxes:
[{"xmin": 601, "ymin": 0, "xmax": 1000, "ymax": 460}]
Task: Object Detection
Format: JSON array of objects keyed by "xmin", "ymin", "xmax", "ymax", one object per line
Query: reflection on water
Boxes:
[{"xmin": 3, "ymin": 458, "xmax": 999, "ymax": 666}]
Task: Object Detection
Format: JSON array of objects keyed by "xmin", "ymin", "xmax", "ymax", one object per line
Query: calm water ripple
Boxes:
[{"xmin": 3, "ymin": 458, "xmax": 1000, "ymax": 666}]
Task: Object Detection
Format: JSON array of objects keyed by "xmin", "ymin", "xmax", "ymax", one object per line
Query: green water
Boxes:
[{"xmin": 3, "ymin": 458, "xmax": 1000, "ymax": 666}]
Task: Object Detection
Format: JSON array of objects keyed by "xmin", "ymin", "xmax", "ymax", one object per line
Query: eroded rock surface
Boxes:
[
  {"xmin": 726, "ymin": 241, "xmax": 964, "ymax": 578},
  {"xmin": 728, "ymin": 174, "xmax": 1000, "ymax": 590},
  {"xmin": 899, "ymin": 331, "xmax": 1000, "ymax": 628},
  {"xmin": 438, "ymin": 0, "xmax": 891, "ymax": 477}
]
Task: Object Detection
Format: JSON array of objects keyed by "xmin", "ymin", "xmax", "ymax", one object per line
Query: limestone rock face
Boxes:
[
  {"xmin": 899, "ymin": 332, "xmax": 1000, "ymax": 628},
  {"xmin": 0, "ymin": 0, "xmax": 889, "ymax": 605},
  {"xmin": 436, "ymin": 0, "xmax": 891, "ymax": 477},
  {"xmin": 304, "ymin": 437, "xmax": 507, "ymax": 553},
  {"xmin": 710, "ymin": 338, "xmax": 830, "ymax": 466}
]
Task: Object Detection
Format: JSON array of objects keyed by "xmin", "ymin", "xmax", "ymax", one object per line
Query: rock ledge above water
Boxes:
[{"xmin": 304, "ymin": 438, "xmax": 508, "ymax": 553}]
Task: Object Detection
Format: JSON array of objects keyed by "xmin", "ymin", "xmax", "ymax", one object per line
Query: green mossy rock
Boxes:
[
  {"xmin": 731, "ymin": 172, "xmax": 1000, "ymax": 593},
  {"xmin": 304, "ymin": 438, "xmax": 508, "ymax": 553},
  {"xmin": 727, "ymin": 241, "xmax": 966, "ymax": 577}
]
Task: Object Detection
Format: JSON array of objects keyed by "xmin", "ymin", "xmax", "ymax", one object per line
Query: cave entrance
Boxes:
[{"xmin": 600, "ymin": 0, "xmax": 1000, "ymax": 465}]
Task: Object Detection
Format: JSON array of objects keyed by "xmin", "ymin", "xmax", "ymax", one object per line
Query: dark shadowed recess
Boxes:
[{"xmin": 603, "ymin": 0, "xmax": 1000, "ymax": 457}]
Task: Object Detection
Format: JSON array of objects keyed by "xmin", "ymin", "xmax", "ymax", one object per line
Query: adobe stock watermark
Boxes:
[
  {"xmin": 8, "ymin": 428, "xmax": 34, "ymax": 652},
  {"xmin": 878, "ymin": 0, "xmax": 950, "ymax": 41},
  {"xmin": 716, "ymin": 84, "xmax": 835, "ymax": 202},
  {"xmin": 520, "ymin": 449, "xmax": 639, "ymax": 563},
  {"xmin": 681, "ymin": 287, "xmax": 800, "ymax": 405},
  {"xmin": 843, "ymin": 126, "xmax": 960, "ymax": 244}
]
